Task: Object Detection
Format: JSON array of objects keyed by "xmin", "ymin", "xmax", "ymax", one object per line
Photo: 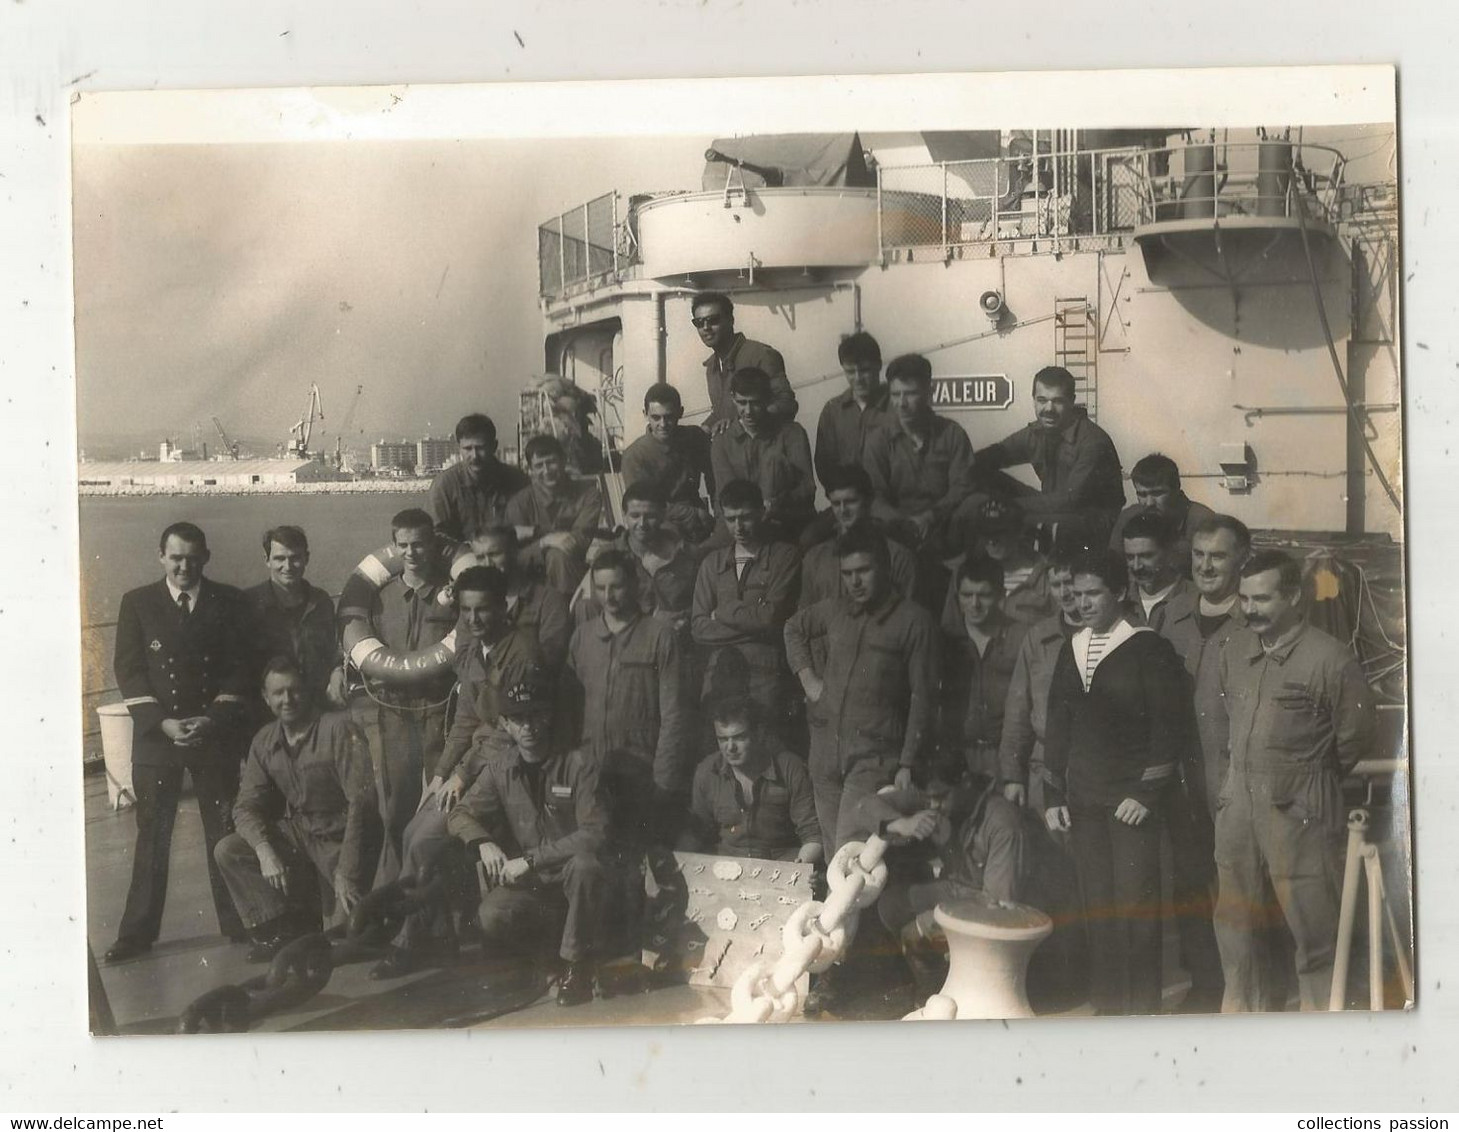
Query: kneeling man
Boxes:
[
  {"xmin": 683, "ymin": 697, "xmax": 823, "ymax": 863},
  {"xmin": 446, "ymin": 678, "xmax": 614, "ymax": 1006},
  {"xmin": 215, "ymin": 657, "xmax": 383, "ymax": 961}
]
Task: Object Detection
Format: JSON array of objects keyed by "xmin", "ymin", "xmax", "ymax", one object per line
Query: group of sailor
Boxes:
[{"xmin": 102, "ymin": 290, "xmax": 1377, "ymax": 1017}]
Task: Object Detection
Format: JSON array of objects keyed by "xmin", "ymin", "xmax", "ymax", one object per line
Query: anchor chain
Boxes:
[
  {"xmin": 696, "ymin": 835, "xmax": 889, "ymax": 1024},
  {"xmin": 177, "ymin": 871, "xmax": 443, "ymax": 1033}
]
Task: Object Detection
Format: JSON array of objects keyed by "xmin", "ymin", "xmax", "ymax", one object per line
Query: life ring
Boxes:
[{"xmin": 336, "ymin": 541, "xmax": 476, "ymax": 682}]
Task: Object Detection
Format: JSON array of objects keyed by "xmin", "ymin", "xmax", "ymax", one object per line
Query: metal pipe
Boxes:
[{"xmin": 653, "ymin": 291, "xmax": 667, "ymax": 385}]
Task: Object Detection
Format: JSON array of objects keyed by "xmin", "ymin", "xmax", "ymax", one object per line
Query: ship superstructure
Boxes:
[{"xmin": 532, "ymin": 127, "xmax": 1400, "ymax": 540}]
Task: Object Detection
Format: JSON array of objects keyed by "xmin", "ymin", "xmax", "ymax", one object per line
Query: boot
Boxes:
[
  {"xmin": 245, "ymin": 918, "xmax": 296, "ymax": 964},
  {"xmin": 556, "ymin": 961, "xmax": 596, "ymax": 1007}
]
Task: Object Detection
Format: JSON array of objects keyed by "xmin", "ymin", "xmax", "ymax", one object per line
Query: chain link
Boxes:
[{"xmin": 696, "ymin": 835, "xmax": 889, "ymax": 1024}]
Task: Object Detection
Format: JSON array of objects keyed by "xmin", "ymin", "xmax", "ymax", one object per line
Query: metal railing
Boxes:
[
  {"xmin": 537, "ymin": 191, "xmax": 633, "ymax": 299},
  {"xmin": 876, "ymin": 141, "xmax": 1348, "ymax": 256},
  {"xmin": 877, "ymin": 146, "xmax": 1148, "ymax": 255},
  {"xmin": 1130, "ymin": 141, "xmax": 1347, "ymax": 227}
]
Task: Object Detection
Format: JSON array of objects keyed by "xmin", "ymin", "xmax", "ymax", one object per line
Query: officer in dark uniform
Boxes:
[{"xmin": 105, "ymin": 522, "xmax": 253, "ymax": 962}]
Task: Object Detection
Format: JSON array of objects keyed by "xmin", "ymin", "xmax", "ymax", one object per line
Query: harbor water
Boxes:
[{"xmin": 78, "ymin": 491, "xmax": 431, "ymax": 754}]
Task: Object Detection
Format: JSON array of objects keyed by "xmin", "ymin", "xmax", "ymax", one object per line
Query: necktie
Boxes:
[{"xmin": 177, "ymin": 591, "xmax": 191, "ymax": 616}]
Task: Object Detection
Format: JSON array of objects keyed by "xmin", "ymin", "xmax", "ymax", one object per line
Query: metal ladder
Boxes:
[{"xmin": 1053, "ymin": 296, "xmax": 1099, "ymax": 420}]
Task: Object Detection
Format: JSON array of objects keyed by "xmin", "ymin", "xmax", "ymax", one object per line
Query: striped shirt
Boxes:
[{"xmin": 1082, "ymin": 631, "xmax": 1113, "ymax": 690}]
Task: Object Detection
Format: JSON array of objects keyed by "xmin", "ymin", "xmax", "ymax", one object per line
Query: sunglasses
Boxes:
[{"xmin": 691, "ymin": 315, "xmax": 725, "ymax": 329}]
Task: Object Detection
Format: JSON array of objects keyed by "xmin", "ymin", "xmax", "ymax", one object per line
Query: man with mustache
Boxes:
[
  {"xmin": 430, "ymin": 413, "xmax": 530, "ymax": 544},
  {"xmin": 1108, "ymin": 453, "xmax": 1216, "ymax": 576},
  {"xmin": 1214, "ymin": 550, "xmax": 1375, "ymax": 1011},
  {"xmin": 974, "ymin": 365, "xmax": 1125, "ymax": 549},
  {"xmin": 1121, "ymin": 510, "xmax": 1194, "ymax": 631}
]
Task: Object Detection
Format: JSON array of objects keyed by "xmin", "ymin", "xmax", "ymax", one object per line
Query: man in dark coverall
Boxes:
[
  {"xmin": 214, "ymin": 657, "xmax": 382, "ymax": 961},
  {"xmin": 693, "ymin": 290, "xmax": 797, "ymax": 435},
  {"xmin": 565, "ymin": 549, "xmax": 688, "ymax": 844},
  {"xmin": 470, "ymin": 525, "xmax": 571, "ymax": 670},
  {"xmin": 357, "ymin": 507, "xmax": 458, "ymax": 877},
  {"xmin": 245, "ymin": 524, "xmax": 346, "ymax": 719},
  {"xmin": 105, "ymin": 521, "xmax": 253, "ymax": 962},
  {"xmin": 682, "ymin": 697, "xmax": 823, "ymax": 863},
  {"xmin": 1215, "ymin": 550, "xmax": 1375, "ymax": 1012},
  {"xmin": 429, "ymin": 413, "xmax": 530, "ymax": 544},
  {"xmin": 505, "ymin": 434, "xmax": 604, "ymax": 596},
  {"xmin": 619, "ymin": 381, "xmax": 716, "ymax": 544},
  {"xmin": 692, "ymin": 480, "xmax": 802, "ymax": 725},
  {"xmin": 784, "ymin": 526, "xmax": 938, "ymax": 852},
  {"xmin": 974, "ymin": 365, "xmax": 1125, "ymax": 550},
  {"xmin": 446, "ymin": 678, "xmax": 615, "ymax": 1006}
]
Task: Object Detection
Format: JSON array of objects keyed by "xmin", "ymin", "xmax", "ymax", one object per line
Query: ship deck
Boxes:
[{"xmin": 89, "ymin": 774, "xmax": 1245, "ymax": 1034}]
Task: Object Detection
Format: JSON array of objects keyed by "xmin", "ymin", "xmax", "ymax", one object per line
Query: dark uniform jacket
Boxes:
[
  {"xmin": 1218, "ymin": 622, "xmax": 1375, "ymax": 804},
  {"xmin": 785, "ymin": 591, "xmax": 938, "ymax": 773},
  {"xmin": 814, "ymin": 386, "xmax": 894, "ymax": 489},
  {"xmin": 114, "ymin": 577, "xmax": 254, "ymax": 767},
  {"xmin": 692, "ymin": 541, "xmax": 802, "ymax": 703},
  {"xmin": 1153, "ymin": 589, "xmax": 1246, "ymax": 813},
  {"xmin": 864, "ymin": 415, "xmax": 977, "ymax": 526},
  {"xmin": 434, "ymin": 628, "xmax": 546, "ymax": 783},
  {"xmin": 938, "ymin": 608, "xmax": 1031, "ymax": 776},
  {"xmin": 506, "ymin": 579, "xmax": 571, "ymax": 668},
  {"xmin": 703, "ymin": 333, "xmax": 798, "ymax": 431},
  {"xmin": 504, "ymin": 478, "xmax": 604, "ymax": 563},
  {"xmin": 365, "ymin": 574, "xmax": 458, "ymax": 705},
  {"xmin": 997, "ymin": 613, "xmax": 1078, "ymax": 788},
  {"xmin": 447, "ymin": 741, "xmax": 607, "ymax": 876},
  {"xmin": 1109, "ymin": 494, "xmax": 1217, "ymax": 577},
  {"xmin": 1125, "ymin": 576, "xmax": 1197, "ymax": 633},
  {"xmin": 429, "ymin": 460, "xmax": 531, "ymax": 543},
  {"xmin": 975, "ymin": 407, "xmax": 1125, "ymax": 520},
  {"xmin": 938, "ymin": 555, "xmax": 1057, "ymax": 629},
  {"xmin": 709, "ymin": 418, "xmax": 817, "ymax": 532},
  {"xmin": 566, "ymin": 611, "xmax": 687, "ymax": 794},
  {"xmin": 571, "ymin": 531, "xmax": 699, "ymax": 629},
  {"xmin": 620, "ymin": 427, "xmax": 715, "ymax": 509},
  {"xmin": 233, "ymin": 710, "xmax": 380, "ymax": 891},
  {"xmin": 245, "ymin": 579, "xmax": 339, "ymax": 702},
  {"xmin": 686, "ymin": 748, "xmax": 822, "ymax": 860},
  {"xmin": 798, "ymin": 532, "xmax": 917, "ymax": 612},
  {"xmin": 1044, "ymin": 624, "xmax": 1192, "ymax": 810},
  {"xmin": 848, "ymin": 779, "xmax": 1025, "ymax": 904}
]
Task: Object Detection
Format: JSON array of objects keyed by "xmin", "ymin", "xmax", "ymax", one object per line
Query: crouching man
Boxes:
[
  {"xmin": 215, "ymin": 657, "xmax": 383, "ymax": 961},
  {"xmin": 682, "ymin": 697, "xmax": 823, "ymax": 864},
  {"xmin": 445, "ymin": 677, "xmax": 614, "ymax": 1007},
  {"xmin": 848, "ymin": 768, "xmax": 1027, "ymax": 990},
  {"xmin": 848, "ymin": 764, "xmax": 1085, "ymax": 1007}
]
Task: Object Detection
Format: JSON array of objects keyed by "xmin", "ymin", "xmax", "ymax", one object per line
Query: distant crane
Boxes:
[
  {"xmin": 334, "ymin": 383, "xmax": 364, "ymax": 470},
  {"xmin": 286, "ymin": 383, "xmax": 324, "ymax": 458},
  {"xmin": 211, "ymin": 416, "xmax": 241, "ymax": 460}
]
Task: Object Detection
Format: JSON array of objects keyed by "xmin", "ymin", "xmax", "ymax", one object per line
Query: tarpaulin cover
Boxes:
[
  {"xmin": 702, "ymin": 133, "xmax": 874, "ymax": 190},
  {"xmin": 921, "ymin": 130, "xmax": 1002, "ymax": 163},
  {"xmin": 1254, "ymin": 532, "xmax": 1407, "ymax": 706}
]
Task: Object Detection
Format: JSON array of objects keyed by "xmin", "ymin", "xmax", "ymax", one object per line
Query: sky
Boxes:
[
  {"xmin": 72, "ymin": 135, "xmax": 707, "ymax": 455},
  {"xmin": 72, "ymin": 121, "xmax": 1394, "ymax": 459}
]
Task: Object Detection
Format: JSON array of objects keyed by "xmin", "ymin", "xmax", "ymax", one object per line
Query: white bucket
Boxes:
[{"xmin": 96, "ymin": 703, "xmax": 136, "ymax": 810}]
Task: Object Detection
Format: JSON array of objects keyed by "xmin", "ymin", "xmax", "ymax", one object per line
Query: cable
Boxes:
[{"xmin": 1291, "ymin": 182, "xmax": 1403, "ymax": 514}]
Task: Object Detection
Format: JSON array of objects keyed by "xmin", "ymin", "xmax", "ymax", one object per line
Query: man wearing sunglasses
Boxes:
[{"xmin": 693, "ymin": 291, "xmax": 798, "ymax": 435}]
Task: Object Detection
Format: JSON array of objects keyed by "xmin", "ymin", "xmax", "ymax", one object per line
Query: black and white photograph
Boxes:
[{"xmin": 70, "ymin": 72, "xmax": 1411, "ymax": 1038}]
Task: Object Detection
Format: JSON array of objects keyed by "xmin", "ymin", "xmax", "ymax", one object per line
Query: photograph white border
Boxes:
[{"xmin": 3, "ymin": 0, "xmax": 1455, "ymax": 1113}]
